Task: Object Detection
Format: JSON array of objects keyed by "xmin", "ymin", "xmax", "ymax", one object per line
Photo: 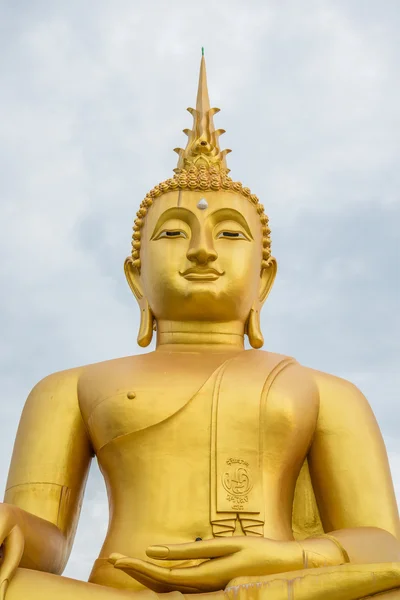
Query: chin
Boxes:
[{"xmin": 170, "ymin": 286, "xmax": 248, "ymax": 321}]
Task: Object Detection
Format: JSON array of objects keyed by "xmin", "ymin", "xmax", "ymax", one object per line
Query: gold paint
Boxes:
[
  {"xmin": 1, "ymin": 53, "xmax": 400, "ymax": 600},
  {"xmin": 174, "ymin": 53, "xmax": 231, "ymax": 172},
  {"xmin": 130, "ymin": 52, "xmax": 271, "ymax": 275}
]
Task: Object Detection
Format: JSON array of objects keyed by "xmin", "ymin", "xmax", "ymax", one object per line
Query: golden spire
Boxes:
[{"xmin": 174, "ymin": 49, "xmax": 231, "ymax": 173}]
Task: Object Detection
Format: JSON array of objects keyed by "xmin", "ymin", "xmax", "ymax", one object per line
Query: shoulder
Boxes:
[
  {"xmin": 27, "ymin": 353, "xmax": 150, "ymax": 409},
  {"xmin": 15, "ymin": 367, "xmax": 86, "ymax": 439},
  {"xmin": 26, "ymin": 366, "xmax": 83, "ymax": 409},
  {"xmin": 260, "ymin": 350, "xmax": 370, "ymax": 412},
  {"xmin": 78, "ymin": 352, "xmax": 153, "ymax": 388},
  {"xmin": 303, "ymin": 367, "xmax": 375, "ymax": 431},
  {"xmin": 255, "ymin": 350, "xmax": 319, "ymax": 399},
  {"xmin": 305, "ymin": 367, "xmax": 369, "ymax": 407},
  {"xmin": 252, "ymin": 351, "xmax": 320, "ymax": 426},
  {"xmin": 77, "ymin": 352, "xmax": 155, "ymax": 418}
]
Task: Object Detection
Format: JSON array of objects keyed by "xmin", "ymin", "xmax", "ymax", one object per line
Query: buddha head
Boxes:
[{"xmin": 125, "ymin": 54, "xmax": 277, "ymax": 349}]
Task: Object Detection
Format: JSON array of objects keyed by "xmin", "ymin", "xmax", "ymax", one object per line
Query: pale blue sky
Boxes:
[{"xmin": 0, "ymin": 0, "xmax": 399, "ymax": 581}]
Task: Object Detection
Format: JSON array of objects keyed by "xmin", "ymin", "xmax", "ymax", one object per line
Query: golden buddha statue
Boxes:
[{"xmin": 1, "ymin": 53, "xmax": 400, "ymax": 600}]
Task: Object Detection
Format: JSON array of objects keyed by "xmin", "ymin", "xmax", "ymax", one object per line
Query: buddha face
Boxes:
[{"xmin": 134, "ymin": 190, "xmax": 271, "ymax": 324}]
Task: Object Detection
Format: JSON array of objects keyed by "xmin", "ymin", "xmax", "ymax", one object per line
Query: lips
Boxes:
[{"xmin": 179, "ymin": 267, "xmax": 224, "ymax": 281}]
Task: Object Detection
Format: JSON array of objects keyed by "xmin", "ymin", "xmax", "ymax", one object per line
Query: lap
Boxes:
[
  {"xmin": 227, "ymin": 562, "xmax": 400, "ymax": 600},
  {"xmin": 6, "ymin": 568, "xmax": 158, "ymax": 600},
  {"xmin": 7, "ymin": 565, "xmax": 400, "ymax": 600}
]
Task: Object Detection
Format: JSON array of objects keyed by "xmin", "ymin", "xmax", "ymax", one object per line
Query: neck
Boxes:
[{"xmin": 156, "ymin": 320, "xmax": 245, "ymax": 352}]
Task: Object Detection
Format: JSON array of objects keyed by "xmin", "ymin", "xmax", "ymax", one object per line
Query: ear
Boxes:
[
  {"xmin": 124, "ymin": 256, "xmax": 143, "ymax": 300},
  {"xmin": 124, "ymin": 257, "xmax": 154, "ymax": 347},
  {"xmin": 246, "ymin": 257, "xmax": 277, "ymax": 349},
  {"xmin": 259, "ymin": 256, "xmax": 277, "ymax": 302}
]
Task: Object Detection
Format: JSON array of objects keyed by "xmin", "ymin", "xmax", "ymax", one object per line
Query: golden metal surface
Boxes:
[
  {"xmin": 1, "ymin": 53, "xmax": 400, "ymax": 600},
  {"xmin": 173, "ymin": 54, "xmax": 231, "ymax": 172}
]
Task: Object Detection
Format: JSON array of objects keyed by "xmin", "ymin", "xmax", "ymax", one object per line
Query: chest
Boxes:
[
  {"xmin": 78, "ymin": 353, "xmax": 313, "ymax": 466},
  {"xmin": 79, "ymin": 355, "xmax": 230, "ymax": 453}
]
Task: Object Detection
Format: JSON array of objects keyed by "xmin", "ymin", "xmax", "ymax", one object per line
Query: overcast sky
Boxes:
[{"xmin": 0, "ymin": 0, "xmax": 399, "ymax": 583}]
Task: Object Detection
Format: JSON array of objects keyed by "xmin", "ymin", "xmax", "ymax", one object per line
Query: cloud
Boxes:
[{"xmin": 0, "ymin": 0, "xmax": 399, "ymax": 583}]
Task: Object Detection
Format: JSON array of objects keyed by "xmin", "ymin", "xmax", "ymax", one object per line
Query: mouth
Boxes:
[{"xmin": 179, "ymin": 267, "xmax": 225, "ymax": 281}]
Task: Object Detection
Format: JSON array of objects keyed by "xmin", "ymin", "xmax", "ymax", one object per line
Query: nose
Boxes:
[{"xmin": 187, "ymin": 232, "xmax": 217, "ymax": 265}]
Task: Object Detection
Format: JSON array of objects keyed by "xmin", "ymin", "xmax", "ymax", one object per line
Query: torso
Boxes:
[{"xmin": 77, "ymin": 348, "xmax": 319, "ymax": 589}]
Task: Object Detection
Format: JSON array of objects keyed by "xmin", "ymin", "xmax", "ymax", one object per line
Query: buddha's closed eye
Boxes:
[
  {"xmin": 155, "ymin": 230, "xmax": 188, "ymax": 239},
  {"xmin": 217, "ymin": 231, "xmax": 248, "ymax": 240}
]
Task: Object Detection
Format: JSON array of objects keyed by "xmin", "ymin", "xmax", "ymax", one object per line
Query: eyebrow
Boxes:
[
  {"xmin": 150, "ymin": 206, "xmax": 254, "ymax": 240},
  {"xmin": 209, "ymin": 208, "xmax": 253, "ymax": 239},
  {"xmin": 150, "ymin": 207, "xmax": 193, "ymax": 239}
]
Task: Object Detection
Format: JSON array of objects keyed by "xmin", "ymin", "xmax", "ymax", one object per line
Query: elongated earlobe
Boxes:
[
  {"xmin": 137, "ymin": 301, "xmax": 154, "ymax": 347},
  {"xmin": 247, "ymin": 308, "xmax": 264, "ymax": 349},
  {"xmin": 124, "ymin": 256, "xmax": 154, "ymax": 347},
  {"xmin": 246, "ymin": 258, "xmax": 277, "ymax": 349}
]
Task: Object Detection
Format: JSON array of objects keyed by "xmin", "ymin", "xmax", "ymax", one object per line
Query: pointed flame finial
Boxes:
[{"xmin": 173, "ymin": 51, "xmax": 231, "ymax": 173}]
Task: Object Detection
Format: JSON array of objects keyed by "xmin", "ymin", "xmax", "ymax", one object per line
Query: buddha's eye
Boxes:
[
  {"xmin": 216, "ymin": 231, "xmax": 248, "ymax": 240},
  {"xmin": 155, "ymin": 230, "xmax": 188, "ymax": 240}
]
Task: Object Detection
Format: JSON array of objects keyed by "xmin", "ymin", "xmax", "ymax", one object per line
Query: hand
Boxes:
[
  {"xmin": 0, "ymin": 503, "xmax": 25, "ymax": 600},
  {"xmin": 108, "ymin": 536, "xmax": 301, "ymax": 593}
]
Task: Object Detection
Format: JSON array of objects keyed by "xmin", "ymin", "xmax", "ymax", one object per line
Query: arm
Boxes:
[
  {"xmin": 307, "ymin": 369, "xmax": 400, "ymax": 563},
  {"xmin": 3, "ymin": 367, "xmax": 93, "ymax": 575}
]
